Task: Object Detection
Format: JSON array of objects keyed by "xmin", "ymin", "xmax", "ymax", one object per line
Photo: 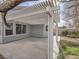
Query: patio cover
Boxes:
[
  {"xmin": 0, "ymin": 0, "xmax": 59, "ymax": 24},
  {"xmin": 0, "ymin": 0, "xmax": 60, "ymax": 59}
]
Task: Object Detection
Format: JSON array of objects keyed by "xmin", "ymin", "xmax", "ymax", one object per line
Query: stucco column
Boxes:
[
  {"xmin": 0, "ymin": 13, "xmax": 5, "ymax": 43},
  {"xmin": 13, "ymin": 22, "xmax": 16, "ymax": 35},
  {"xmin": 55, "ymin": 19, "xmax": 59, "ymax": 59},
  {"xmin": 1, "ymin": 22, "xmax": 5, "ymax": 37},
  {"xmin": 48, "ymin": 15, "xmax": 55, "ymax": 59}
]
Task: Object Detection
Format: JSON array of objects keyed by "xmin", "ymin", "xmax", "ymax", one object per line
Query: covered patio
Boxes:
[
  {"xmin": 0, "ymin": 0, "xmax": 60, "ymax": 59},
  {"xmin": 0, "ymin": 37, "xmax": 48, "ymax": 59}
]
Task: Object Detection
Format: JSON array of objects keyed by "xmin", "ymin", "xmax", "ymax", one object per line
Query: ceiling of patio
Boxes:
[
  {"xmin": 5, "ymin": 6, "xmax": 48, "ymax": 24},
  {"xmin": 11, "ymin": 11, "xmax": 48, "ymax": 24}
]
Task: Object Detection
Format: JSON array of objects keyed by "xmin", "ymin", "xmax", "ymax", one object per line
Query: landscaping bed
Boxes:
[
  {"xmin": 62, "ymin": 30, "xmax": 79, "ymax": 38},
  {"xmin": 58, "ymin": 40, "xmax": 79, "ymax": 59},
  {"xmin": 67, "ymin": 35, "xmax": 79, "ymax": 38}
]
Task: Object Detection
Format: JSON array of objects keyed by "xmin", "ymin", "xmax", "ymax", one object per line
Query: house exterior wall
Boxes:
[
  {"xmin": 30, "ymin": 24, "xmax": 48, "ymax": 38},
  {"xmin": 0, "ymin": 36, "xmax": 2, "ymax": 43},
  {"xmin": 0, "ymin": 21, "xmax": 31, "ymax": 43},
  {"xmin": 0, "ymin": 20, "xmax": 48, "ymax": 43},
  {"xmin": 31, "ymin": 25, "xmax": 44, "ymax": 37},
  {"xmin": 3, "ymin": 34, "xmax": 30, "ymax": 43},
  {"xmin": 43, "ymin": 24, "xmax": 48, "ymax": 37}
]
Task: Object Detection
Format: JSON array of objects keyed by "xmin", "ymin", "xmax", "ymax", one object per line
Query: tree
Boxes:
[{"xmin": 0, "ymin": 0, "xmax": 38, "ymax": 27}]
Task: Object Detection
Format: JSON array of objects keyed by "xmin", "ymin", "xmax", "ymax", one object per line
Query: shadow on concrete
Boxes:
[{"xmin": 0, "ymin": 54, "xmax": 5, "ymax": 59}]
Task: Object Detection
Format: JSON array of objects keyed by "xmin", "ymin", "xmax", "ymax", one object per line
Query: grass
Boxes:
[
  {"xmin": 64, "ymin": 46, "xmax": 79, "ymax": 55},
  {"xmin": 57, "ymin": 39, "xmax": 79, "ymax": 59},
  {"xmin": 60, "ymin": 40, "xmax": 79, "ymax": 58}
]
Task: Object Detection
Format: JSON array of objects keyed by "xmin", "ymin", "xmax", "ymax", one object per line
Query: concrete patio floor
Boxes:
[{"xmin": 0, "ymin": 37, "xmax": 48, "ymax": 59}]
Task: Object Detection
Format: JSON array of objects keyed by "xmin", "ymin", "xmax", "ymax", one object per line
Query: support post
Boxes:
[
  {"xmin": 0, "ymin": 21, "xmax": 4, "ymax": 43},
  {"xmin": 55, "ymin": 9, "xmax": 60, "ymax": 59},
  {"xmin": 48, "ymin": 15, "xmax": 54, "ymax": 59},
  {"xmin": 47, "ymin": 6, "xmax": 60, "ymax": 59},
  {"xmin": 47, "ymin": 6, "xmax": 54, "ymax": 59},
  {"xmin": 55, "ymin": 19, "xmax": 59, "ymax": 59},
  {"xmin": 0, "ymin": 13, "xmax": 5, "ymax": 43},
  {"xmin": 13, "ymin": 22, "xmax": 16, "ymax": 35}
]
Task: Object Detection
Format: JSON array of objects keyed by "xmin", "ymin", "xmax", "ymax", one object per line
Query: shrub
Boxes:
[
  {"xmin": 62, "ymin": 30, "xmax": 68, "ymax": 36},
  {"xmin": 71, "ymin": 31, "xmax": 79, "ymax": 36},
  {"xmin": 67, "ymin": 31, "xmax": 79, "ymax": 38},
  {"xmin": 57, "ymin": 53, "xmax": 65, "ymax": 59}
]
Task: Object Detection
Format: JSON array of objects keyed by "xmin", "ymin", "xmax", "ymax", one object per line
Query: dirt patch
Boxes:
[
  {"xmin": 61, "ymin": 36, "xmax": 79, "ymax": 44},
  {"xmin": 66, "ymin": 55, "xmax": 79, "ymax": 59}
]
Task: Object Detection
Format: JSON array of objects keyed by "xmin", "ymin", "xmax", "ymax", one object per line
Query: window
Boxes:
[
  {"xmin": 16, "ymin": 24, "xmax": 22, "ymax": 34},
  {"xmin": 46, "ymin": 25, "xmax": 48, "ymax": 31},
  {"xmin": 5, "ymin": 23, "xmax": 13, "ymax": 36},
  {"xmin": 0, "ymin": 23, "xmax": 1, "ymax": 36},
  {"xmin": 16, "ymin": 24, "xmax": 27, "ymax": 34},
  {"xmin": 22, "ymin": 25, "xmax": 26, "ymax": 33}
]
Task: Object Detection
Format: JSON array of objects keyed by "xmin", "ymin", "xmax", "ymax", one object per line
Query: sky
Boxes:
[
  {"xmin": 19, "ymin": 1, "xmax": 36, "ymax": 6},
  {"xmin": 19, "ymin": 0, "xmax": 46, "ymax": 6}
]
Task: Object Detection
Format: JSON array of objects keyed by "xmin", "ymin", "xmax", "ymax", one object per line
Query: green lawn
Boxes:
[
  {"xmin": 58, "ymin": 40, "xmax": 79, "ymax": 59},
  {"xmin": 61, "ymin": 40, "xmax": 79, "ymax": 55},
  {"xmin": 65, "ymin": 46, "xmax": 79, "ymax": 55}
]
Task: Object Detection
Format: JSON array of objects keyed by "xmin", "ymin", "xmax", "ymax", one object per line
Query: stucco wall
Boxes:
[
  {"xmin": 1, "ymin": 21, "xmax": 31, "ymax": 43},
  {"xmin": 0, "ymin": 20, "xmax": 48, "ymax": 43},
  {"xmin": 30, "ymin": 24, "xmax": 48, "ymax": 38},
  {"xmin": 31, "ymin": 25, "xmax": 44, "ymax": 37},
  {"xmin": 0, "ymin": 36, "xmax": 2, "ymax": 43},
  {"xmin": 43, "ymin": 24, "xmax": 48, "ymax": 37}
]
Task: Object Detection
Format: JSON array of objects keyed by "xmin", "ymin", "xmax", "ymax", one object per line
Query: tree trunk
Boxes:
[
  {"xmin": 0, "ymin": 0, "xmax": 37, "ymax": 27},
  {"xmin": 0, "ymin": 0, "xmax": 36, "ymax": 12}
]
